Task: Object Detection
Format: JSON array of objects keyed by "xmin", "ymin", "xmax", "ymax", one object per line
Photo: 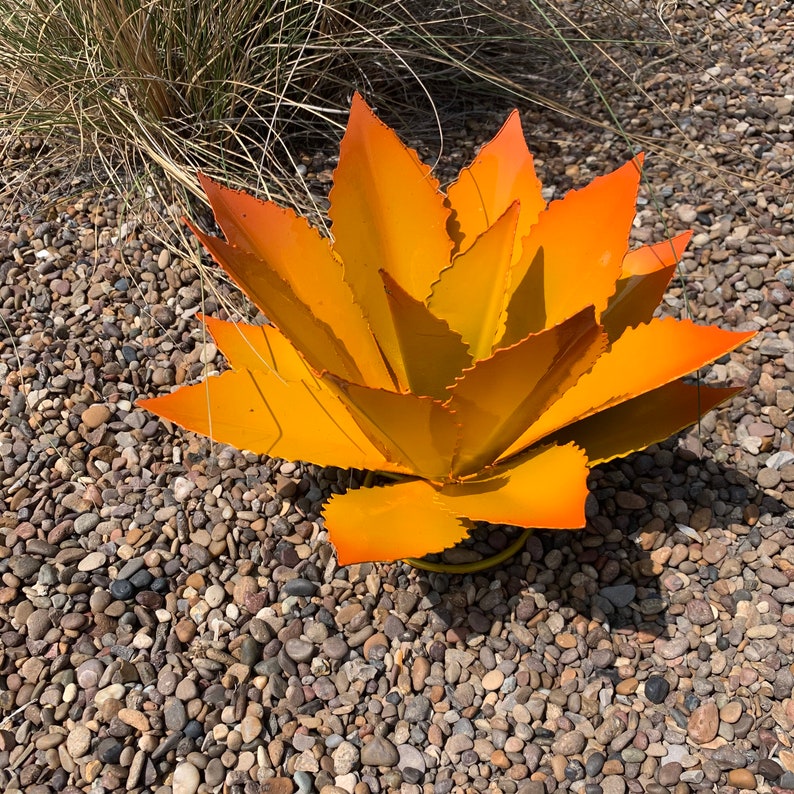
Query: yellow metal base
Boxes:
[{"xmin": 402, "ymin": 528, "xmax": 533, "ymax": 574}]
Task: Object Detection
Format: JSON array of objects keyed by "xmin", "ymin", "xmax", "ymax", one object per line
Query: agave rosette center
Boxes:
[{"xmin": 139, "ymin": 94, "xmax": 755, "ymax": 565}]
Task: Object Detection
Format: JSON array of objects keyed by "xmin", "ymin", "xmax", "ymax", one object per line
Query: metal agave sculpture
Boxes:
[{"xmin": 139, "ymin": 94, "xmax": 754, "ymax": 565}]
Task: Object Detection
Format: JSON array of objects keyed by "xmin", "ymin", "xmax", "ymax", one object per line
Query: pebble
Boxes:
[
  {"xmin": 482, "ymin": 669, "xmax": 505, "ymax": 691},
  {"xmin": 552, "ymin": 731, "xmax": 587, "ymax": 756},
  {"xmin": 727, "ymin": 769, "xmax": 757, "ymax": 789},
  {"xmin": 332, "ymin": 741, "xmax": 359, "ymax": 774},
  {"xmin": 688, "ymin": 702, "xmax": 719, "ymax": 744},
  {"xmin": 77, "ymin": 551, "xmax": 107, "ymax": 571},
  {"xmin": 285, "ymin": 638, "xmax": 315, "ymax": 662},
  {"xmin": 66, "ymin": 725, "xmax": 91, "ymax": 759},
  {"xmin": 283, "ymin": 578, "xmax": 318, "ymax": 597},
  {"xmin": 599, "ymin": 585, "xmax": 636, "ymax": 608},
  {"xmin": 602, "ymin": 776, "xmax": 626, "ymax": 794},
  {"xmin": 656, "ymin": 637, "xmax": 689, "ymax": 660},
  {"xmin": 360, "ymin": 736, "xmax": 399, "ymax": 767},
  {"xmin": 644, "ymin": 676, "xmax": 670, "ymax": 704},
  {"xmin": 110, "ymin": 579, "xmax": 135, "ymax": 600},
  {"xmin": 659, "ymin": 763, "xmax": 683, "ymax": 786},
  {"xmin": 398, "ymin": 744, "xmax": 426, "ymax": 775},
  {"xmin": 719, "ymin": 701, "xmax": 742, "ymax": 724},
  {"xmin": 758, "ymin": 759, "xmax": 783, "ymax": 781},
  {"xmin": 172, "ymin": 762, "xmax": 201, "ymax": 794},
  {"xmin": 81, "ymin": 403, "xmax": 111, "ymax": 428},
  {"xmin": 586, "ymin": 752, "xmax": 606, "ymax": 777}
]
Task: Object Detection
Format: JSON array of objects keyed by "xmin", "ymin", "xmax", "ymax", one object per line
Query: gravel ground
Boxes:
[{"xmin": 1, "ymin": 2, "xmax": 793, "ymax": 794}]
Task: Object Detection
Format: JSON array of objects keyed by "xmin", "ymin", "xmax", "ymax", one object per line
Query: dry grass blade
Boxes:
[{"xmin": 0, "ymin": 0, "xmax": 671, "ymax": 215}]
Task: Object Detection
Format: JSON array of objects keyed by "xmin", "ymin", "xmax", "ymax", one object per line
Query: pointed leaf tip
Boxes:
[
  {"xmin": 505, "ymin": 153, "xmax": 646, "ymax": 337},
  {"xmin": 446, "ymin": 110, "xmax": 544, "ymax": 257},
  {"xmin": 330, "ymin": 92, "xmax": 452, "ymax": 304}
]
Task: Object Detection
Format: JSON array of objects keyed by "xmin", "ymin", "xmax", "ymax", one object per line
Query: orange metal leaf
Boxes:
[
  {"xmin": 380, "ymin": 271, "xmax": 472, "ymax": 399},
  {"xmin": 446, "ymin": 306, "xmax": 605, "ymax": 476},
  {"xmin": 324, "ymin": 479, "xmax": 472, "ymax": 565},
  {"xmin": 602, "ymin": 232, "xmax": 693, "ymax": 340},
  {"xmin": 328, "ymin": 94, "xmax": 452, "ymax": 377},
  {"xmin": 446, "ymin": 110, "xmax": 545, "ymax": 256},
  {"xmin": 138, "ymin": 369, "xmax": 407, "ymax": 473},
  {"xmin": 198, "ymin": 174, "xmax": 393, "ymax": 390},
  {"xmin": 428, "ymin": 203, "xmax": 519, "ymax": 361},
  {"xmin": 552, "ymin": 380, "xmax": 743, "ymax": 465},
  {"xmin": 501, "ymin": 318, "xmax": 757, "ymax": 459},
  {"xmin": 502, "ymin": 155, "xmax": 645, "ymax": 340},
  {"xmin": 438, "ymin": 442, "xmax": 589, "ymax": 529},
  {"xmin": 188, "ymin": 223, "xmax": 363, "ymax": 384},
  {"xmin": 323, "ymin": 377, "xmax": 459, "ymax": 481},
  {"xmin": 601, "ymin": 264, "xmax": 677, "ymax": 341},
  {"xmin": 197, "ymin": 314, "xmax": 313, "ymax": 379},
  {"xmin": 621, "ymin": 231, "xmax": 692, "ymax": 276}
]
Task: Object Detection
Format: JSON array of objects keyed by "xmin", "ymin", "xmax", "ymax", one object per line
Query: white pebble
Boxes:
[
  {"xmin": 172, "ymin": 761, "xmax": 200, "ymax": 794},
  {"xmin": 205, "ymin": 584, "xmax": 225, "ymax": 608}
]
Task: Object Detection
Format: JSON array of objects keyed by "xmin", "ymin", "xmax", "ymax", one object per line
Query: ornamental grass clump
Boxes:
[{"xmin": 139, "ymin": 95, "xmax": 754, "ymax": 565}]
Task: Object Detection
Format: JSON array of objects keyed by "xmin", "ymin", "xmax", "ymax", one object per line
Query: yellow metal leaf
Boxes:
[
  {"xmin": 380, "ymin": 270, "xmax": 472, "ymax": 399},
  {"xmin": 438, "ymin": 443, "xmax": 589, "ymax": 529},
  {"xmin": 137, "ymin": 369, "xmax": 407, "ymax": 473},
  {"xmin": 188, "ymin": 223, "xmax": 363, "ymax": 384},
  {"xmin": 621, "ymin": 231, "xmax": 692, "ymax": 276},
  {"xmin": 324, "ymin": 479, "xmax": 472, "ymax": 565},
  {"xmin": 502, "ymin": 155, "xmax": 645, "ymax": 340},
  {"xmin": 552, "ymin": 380, "xmax": 743, "ymax": 465},
  {"xmin": 198, "ymin": 314, "xmax": 313, "ymax": 379},
  {"xmin": 323, "ymin": 377, "xmax": 459, "ymax": 481},
  {"xmin": 446, "ymin": 306, "xmax": 605, "ymax": 477},
  {"xmin": 446, "ymin": 110, "xmax": 545, "ymax": 256},
  {"xmin": 428, "ymin": 203, "xmax": 519, "ymax": 361},
  {"xmin": 500, "ymin": 318, "xmax": 757, "ymax": 459},
  {"xmin": 198, "ymin": 174, "xmax": 393, "ymax": 390},
  {"xmin": 328, "ymin": 95, "xmax": 452, "ymax": 351},
  {"xmin": 498, "ymin": 245, "xmax": 547, "ymax": 347}
]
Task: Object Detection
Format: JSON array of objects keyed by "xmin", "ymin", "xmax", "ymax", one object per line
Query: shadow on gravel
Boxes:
[{"xmin": 410, "ymin": 439, "xmax": 784, "ymax": 656}]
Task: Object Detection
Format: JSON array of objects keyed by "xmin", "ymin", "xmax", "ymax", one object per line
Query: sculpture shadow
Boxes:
[{"xmin": 410, "ymin": 439, "xmax": 784, "ymax": 652}]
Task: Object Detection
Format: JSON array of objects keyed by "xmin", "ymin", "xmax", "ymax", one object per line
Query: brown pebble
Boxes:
[
  {"xmin": 602, "ymin": 760, "xmax": 625, "ymax": 775},
  {"xmin": 727, "ymin": 769, "xmax": 757, "ymax": 789},
  {"xmin": 61, "ymin": 613, "xmax": 88, "ymax": 631},
  {"xmin": 233, "ymin": 576, "xmax": 258, "ymax": 605},
  {"xmin": 551, "ymin": 754, "xmax": 568, "ymax": 782},
  {"xmin": 65, "ymin": 725, "xmax": 92, "ymax": 758},
  {"xmin": 117, "ymin": 708, "xmax": 150, "ymax": 732},
  {"xmin": 81, "ymin": 403, "xmax": 111, "ymax": 428},
  {"xmin": 360, "ymin": 736, "xmax": 399, "ymax": 766},
  {"xmin": 616, "ymin": 491, "xmax": 646, "ymax": 509},
  {"xmin": 492, "ymin": 749, "xmax": 511, "ymax": 769},
  {"xmin": 482, "ymin": 670, "xmax": 505, "ymax": 691},
  {"xmin": 720, "ymin": 701, "xmax": 743, "ymax": 724},
  {"xmin": 410, "ymin": 656, "xmax": 430, "ymax": 690},
  {"xmin": 688, "ymin": 701, "xmax": 719, "ymax": 744},
  {"xmin": 702, "ymin": 542, "xmax": 727, "ymax": 564},
  {"xmin": 362, "ymin": 632, "xmax": 389, "ymax": 659},
  {"xmin": 174, "ymin": 620, "xmax": 197, "ymax": 643},
  {"xmin": 616, "ymin": 678, "xmax": 639, "ymax": 695},
  {"xmin": 185, "ymin": 573, "xmax": 205, "ymax": 589}
]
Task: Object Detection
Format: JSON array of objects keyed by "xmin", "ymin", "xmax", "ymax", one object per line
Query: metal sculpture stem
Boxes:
[{"xmin": 402, "ymin": 528, "xmax": 532, "ymax": 573}]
